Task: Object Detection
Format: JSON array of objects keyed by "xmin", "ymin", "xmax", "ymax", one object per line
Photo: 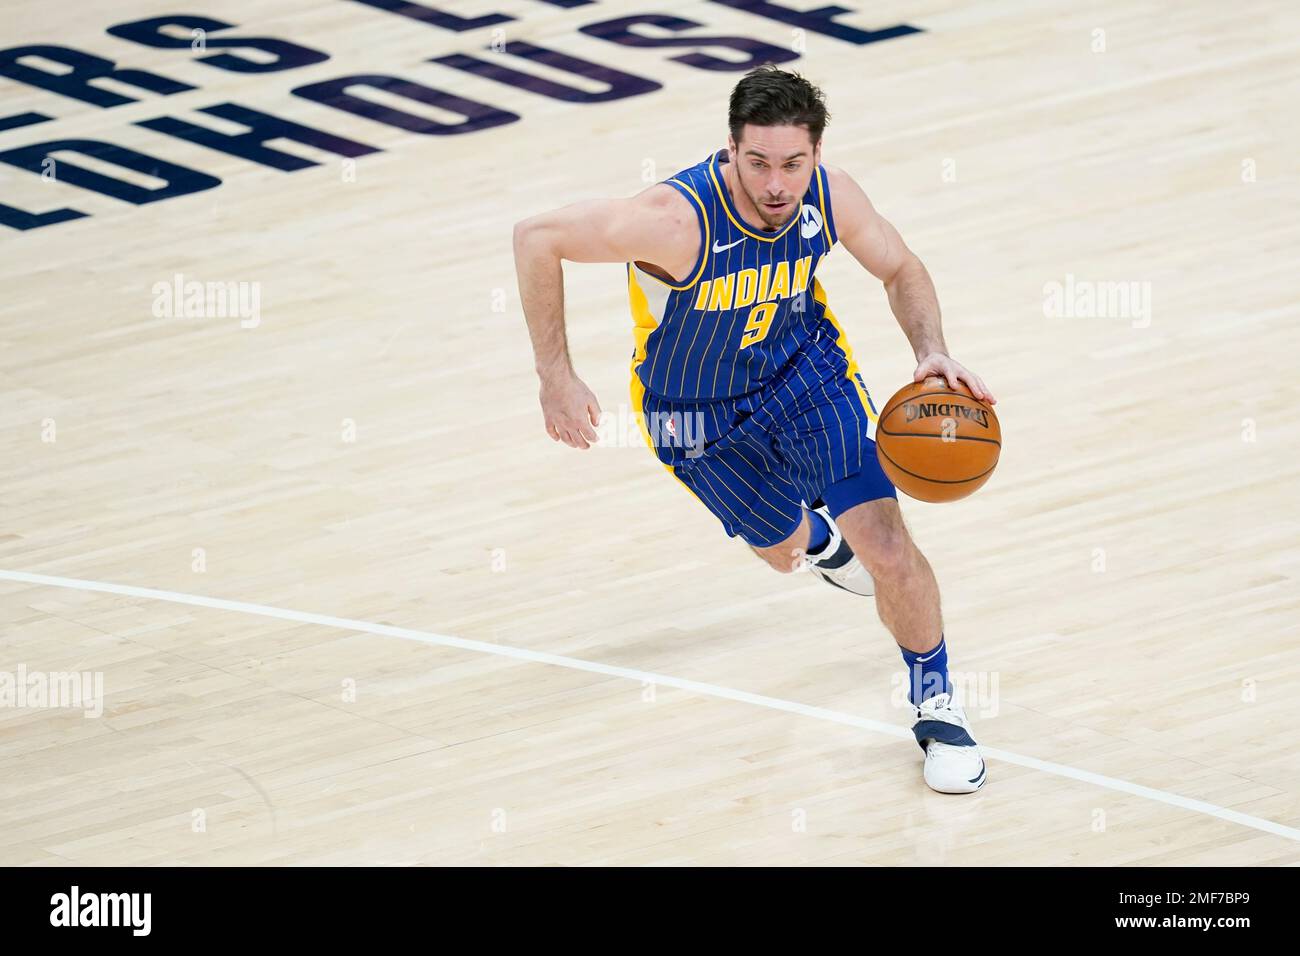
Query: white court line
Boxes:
[{"xmin": 3, "ymin": 567, "xmax": 1298, "ymax": 845}]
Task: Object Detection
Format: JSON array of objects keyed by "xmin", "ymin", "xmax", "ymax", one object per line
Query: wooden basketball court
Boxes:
[{"xmin": 2, "ymin": 0, "xmax": 1297, "ymax": 865}]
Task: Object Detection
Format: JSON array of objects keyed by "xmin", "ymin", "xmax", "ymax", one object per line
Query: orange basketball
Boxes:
[{"xmin": 875, "ymin": 380, "xmax": 1001, "ymax": 502}]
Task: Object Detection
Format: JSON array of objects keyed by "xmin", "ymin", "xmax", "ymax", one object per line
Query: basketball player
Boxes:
[{"xmin": 512, "ymin": 65, "xmax": 996, "ymax": 794}]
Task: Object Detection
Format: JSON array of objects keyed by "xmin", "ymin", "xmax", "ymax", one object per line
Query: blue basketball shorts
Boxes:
[{"xmin": 632, "ymin": 323, "xmax": 897, "ymax": 549}]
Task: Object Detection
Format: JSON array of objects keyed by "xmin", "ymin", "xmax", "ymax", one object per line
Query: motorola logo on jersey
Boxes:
[{"xmin": 799, "ymin": 204, "xmax": 824, "ymax": 239}]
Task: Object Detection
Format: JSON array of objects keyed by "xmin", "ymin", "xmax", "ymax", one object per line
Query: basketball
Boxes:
[{"xmin": 875, "ymin": 380, "xmax": 1002, "ymax": 502}]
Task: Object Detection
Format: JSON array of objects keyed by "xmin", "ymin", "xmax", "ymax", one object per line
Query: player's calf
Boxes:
[
  {"xmin": 750, "ymin": 507, "xmax": 875, "ymax": 595},
  {"xmin": 748, "ymin": 514, "xmax": 810, "ymax": 574},
  {"xmin": 801, "ymin": 504, "xmax": 875, "ymax": 596},
  {"xmin": 836, "ymin": 498, "xmax": 943, "ymax": 646}
]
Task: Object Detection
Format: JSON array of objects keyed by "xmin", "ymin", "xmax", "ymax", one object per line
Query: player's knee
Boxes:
[
  {"xmin": 867, "ymin": 533, "xmax": 913, "ymax": 581},
  {"xmin": 851, "ymin": 524, "xmax": 912, "ymax": 582}
]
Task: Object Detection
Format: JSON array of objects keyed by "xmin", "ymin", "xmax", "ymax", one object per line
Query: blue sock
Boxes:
[
  {"xmin": 805, "ymin": 508, "xmax": 831, "ymax": 554},
  {"xmin": 900, "ymin": 634, "xmax": 951, "ymax": 705}
]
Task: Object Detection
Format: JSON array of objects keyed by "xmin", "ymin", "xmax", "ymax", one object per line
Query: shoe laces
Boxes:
[{"xmin": 917, "ymin": 693, "xmax": 967, "ymax": 726}]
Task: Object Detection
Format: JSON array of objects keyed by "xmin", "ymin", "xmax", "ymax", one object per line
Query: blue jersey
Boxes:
[{"xmin": 627, "ymin": 148, "xmax": 840, "ymax": 402}]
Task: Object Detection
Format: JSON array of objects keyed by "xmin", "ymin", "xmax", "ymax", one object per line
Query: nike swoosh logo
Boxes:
[{"xmin": 712, "ymin": 238, "xmax": 744, "ymax": 253}]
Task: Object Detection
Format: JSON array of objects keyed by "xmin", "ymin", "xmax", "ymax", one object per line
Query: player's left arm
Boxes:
[{"xmin": 823, "ymin": 165, "xmax": 995, "ymax": 404}]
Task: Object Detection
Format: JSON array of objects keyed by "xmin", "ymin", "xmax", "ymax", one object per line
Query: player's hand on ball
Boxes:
[
  {"xmin": 913, "ymin": 352, "xmax": 996, "ymax": 405},
  {"xmin": 539, "ymin": 372, "xmax": 603, "ymax": 449}
]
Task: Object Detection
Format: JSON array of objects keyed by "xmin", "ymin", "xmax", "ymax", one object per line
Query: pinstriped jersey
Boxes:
[{"xmin": 627, "ymin": 148, "xmax": 839, "ymax": 401}]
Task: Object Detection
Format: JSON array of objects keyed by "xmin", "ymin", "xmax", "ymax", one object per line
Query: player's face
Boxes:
[{"xmin": 728, "ymin": 125, "xmax": 821, "ymax": 229}]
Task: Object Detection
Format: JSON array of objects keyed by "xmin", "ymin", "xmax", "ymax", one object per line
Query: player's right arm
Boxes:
[{"xmin": 512, "ymin": 185, "xmax": 696, "ymax": 449}]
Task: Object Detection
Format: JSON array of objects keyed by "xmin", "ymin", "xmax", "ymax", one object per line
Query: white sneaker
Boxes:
[
  {"xmin": 912, "ymin": 692, "xmax": 987, "ymax": 794},
  {"xmin": 803, "ymin": 505, "xmax": 874, "ymax": 596}
]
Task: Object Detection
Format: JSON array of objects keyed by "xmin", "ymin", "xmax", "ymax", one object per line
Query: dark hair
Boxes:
[{"xmin": 728, "ymin": 64, "xmax": 830, "ymax": 146}]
